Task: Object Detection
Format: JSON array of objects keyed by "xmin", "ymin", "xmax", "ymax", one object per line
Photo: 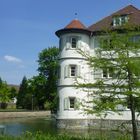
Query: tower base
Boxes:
[{"xmin": 57, "ymin": 118, "xmax": 140, "ymax": 130}]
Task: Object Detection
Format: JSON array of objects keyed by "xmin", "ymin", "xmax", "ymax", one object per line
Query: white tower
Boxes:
[{"xmin": 55, "ymin": 19, "xmax": 91, "ymax": 128}]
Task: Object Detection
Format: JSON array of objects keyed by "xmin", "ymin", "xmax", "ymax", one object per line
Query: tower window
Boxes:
[
  {"xmin": 64, "ymin": 65, "xmax": 80, "ymax": 78},
  {"xmin": 66, "ymin": 36, "xmax": 81, "ymax": 49},
  {"xmin": 64, "ymin": 97, "xmax": 80, "ymax": 110},
  {"xmin": 69, "ymin": 97, "xmax": 75, "ymax": 108},
  {"xmin": 71, "ymin": 37, "xmax": 77, "ymax": 48},
  {"xmin": 70, "ymin": 65, "xmax": 77, "ymax": 77}
]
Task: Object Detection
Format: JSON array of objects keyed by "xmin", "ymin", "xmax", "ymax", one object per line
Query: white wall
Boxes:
[
  {"xmin": 59, "ymin": 33, "xmax": 90, "ymax": 59},
  {"xmin": 57, "ymin": 32, "xmax": 91, "ymax": 119},
  {"xmin": 57, "ymin": 86, "xmax": 89, "ymax": 119}
]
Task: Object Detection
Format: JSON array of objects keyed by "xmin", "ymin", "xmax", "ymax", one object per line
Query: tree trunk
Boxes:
[
  {"xmin": 127, "ymin": 52, "xmax": 138, "ymax": 140},
  {"xmin": 129, "ymin": 95, "xmax": 138, "ymax": 140}
]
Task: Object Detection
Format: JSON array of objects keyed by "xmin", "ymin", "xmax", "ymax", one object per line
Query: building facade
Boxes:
[{"xmin": 55, "ymin": 5, "xmax": 140, "ymax": 129}]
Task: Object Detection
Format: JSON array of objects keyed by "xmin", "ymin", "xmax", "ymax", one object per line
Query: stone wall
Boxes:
[{"xmin": 57, "ymin": 119, "xmax": 140, "ymax": 131}]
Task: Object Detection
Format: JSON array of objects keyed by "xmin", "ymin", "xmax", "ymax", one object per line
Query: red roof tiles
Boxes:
[{"xmin": 65, "ymin": 19, "xmax": 87, "ymax": 29}]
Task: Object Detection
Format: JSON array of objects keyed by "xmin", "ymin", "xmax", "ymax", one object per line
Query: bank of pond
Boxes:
[
  {"xmin": 0, "ymin": 117, "xmax": 135, "ymax": 140},
  {"xmin": 0, "ymin": 132, "xmax": 132, "ymax": 140}
]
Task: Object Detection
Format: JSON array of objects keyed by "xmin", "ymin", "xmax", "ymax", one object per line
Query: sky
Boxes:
[{"xmin": 0, "ymin": 0, "xmax": 140, "ymax": 85}]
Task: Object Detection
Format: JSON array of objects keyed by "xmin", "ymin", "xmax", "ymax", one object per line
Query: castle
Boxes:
[{"xmin": 55, "ymin": 5, "xmax": 140, "ymax": 129}]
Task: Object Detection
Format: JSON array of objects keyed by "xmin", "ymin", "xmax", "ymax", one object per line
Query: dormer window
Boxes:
[{"xmin": 113, "ymin": 15, "xmax": 129, "ymax": 27}]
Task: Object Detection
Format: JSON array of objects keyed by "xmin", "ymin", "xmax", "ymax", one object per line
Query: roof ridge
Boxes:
[
  {"xmin": 125, "ymin": 4, "xmax": 139, "ymax": 11},
  {"xmin": 111, "ymin": 5, "xmax": 139, "ymax": 16}
]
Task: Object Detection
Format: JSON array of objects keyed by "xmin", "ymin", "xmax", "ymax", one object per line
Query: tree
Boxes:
[
  {"xmin": 0, "ymin": 77, "xmax": 2, "ymax": 85},
  {"xmin": 38, "ymin": 47, "xmax": 59, "ymax": 111},
  {"xmin": 16, "ymin": 76, "xmax": 28, "ymax": 109},
  {"xmin": 0, "ymin": 78, "xmax": 10, "ymax": 109},
  {"xmin": 27, "ymin": 75, "xmax": 47, "ymax": 110},
  {"xmin": 78, "ymin": 27, "xmax": 140, "ymax": 140},
  {"xmin": 9, "ymin": 87, "xmax": 17, "ymax": 100}
]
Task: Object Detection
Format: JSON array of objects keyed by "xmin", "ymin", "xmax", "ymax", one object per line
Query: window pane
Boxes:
[
  {"xmin": 71, "ymin": 38, "xmax": 77, "ymax": 48},
  {"xmin": 113, "ymin": 17, "xmax": 120, "ymax": 26},
  {"xmin": 69, "ymin": 97, "xmax": 75, "ymax": 108},
  {"xmin": 121, "ymin": 16, "xmax": 126, "ymax": 24},
  {"xmin": 70, "ymin": 65, "xmax": 76, "ymax": 76},
  {"xmin": 103, "ymin": 68, "xmax": 107, "ymax": 78}
]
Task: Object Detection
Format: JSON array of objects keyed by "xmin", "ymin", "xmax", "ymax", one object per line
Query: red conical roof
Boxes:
[
  {"xmin": 65, "ymin": 19, "xmax": 87, "ymax": 29},
  {"xmin": 55, "ymin": 19, "xmax": 91, "ymax": 37}
]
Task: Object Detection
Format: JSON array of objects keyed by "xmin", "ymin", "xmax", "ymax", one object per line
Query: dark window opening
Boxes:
[
  {"xmin": 70, "ymin": 65, "xmax": 77, "ymax": 77},
  {"xmin": 71, "ymin": 38, "xmax": 77, "ymax": 48},
  {"xmin": 69, "ymin": 97, "xmax": 75, "ymax": 108},
  {"xmin": 103, "ymin": 68, "xmax": 108, "ymax": 78}
]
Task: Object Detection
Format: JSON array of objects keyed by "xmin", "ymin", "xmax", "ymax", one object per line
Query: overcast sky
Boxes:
[{"xmin": 0, "ymin": 0, "xmax": 140, "ymax": 85}]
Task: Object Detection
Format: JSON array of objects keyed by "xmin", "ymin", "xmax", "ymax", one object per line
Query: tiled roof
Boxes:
[
  {"xmin": 65, "ymin": 19, "xmax": 87, "ymax": 29},
  {"xmin": 88, "ymin": 5, "xmax": 140, "ymax": 32},
  {"xmin": 55, "ymin": 19, "xmax": 91, "ymax": 37}
]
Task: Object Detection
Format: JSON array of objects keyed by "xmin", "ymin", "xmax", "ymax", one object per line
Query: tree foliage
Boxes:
[
  {"xmin": 0, "ymin": 78, "xmax": 10, "ymax": 103},
  {"xmin": 78, "ymin": 28, "xmax": 140, "ymax": 140},
  {"xmin": 16, "ymin": 76, "xmax": 28, "ymax": 109},
  {"xmin": 38, "ymin": 47, "xmax": 59, "ymax": 111},
  {"xmin": 0, "ymin": 77, "xmax": 17, "ymax": 109},
  {"xmin": 27, "ymin": 75, "xmax": 47, "ymax": 110}
]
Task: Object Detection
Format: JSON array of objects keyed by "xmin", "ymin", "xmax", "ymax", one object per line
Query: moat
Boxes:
[
  {"xmin": 0, "ymin": 117, "xmax": 135, "ymax": 139},
  {"xmin": 0, "ymin": 117, "xmax": 57, "ymax": 136}
]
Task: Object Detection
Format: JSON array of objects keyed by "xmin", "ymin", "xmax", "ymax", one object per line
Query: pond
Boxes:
[
  {"xmin": 0, "ymin": 117, "xmax": 133, "ymax": 139},
  {"xmin": 0, "ymin": 117, "xmax": 57, "ymax": 136}
]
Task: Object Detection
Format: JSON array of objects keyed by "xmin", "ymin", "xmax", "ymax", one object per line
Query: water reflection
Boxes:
[{"xmin": 0, "ymin": 117, "xmax": 57, "ymax": 136}]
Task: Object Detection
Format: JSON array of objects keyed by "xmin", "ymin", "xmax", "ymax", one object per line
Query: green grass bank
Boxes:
[{"xmin": 0, "ymin": 131, "xmax": 132, "ymax": 140}]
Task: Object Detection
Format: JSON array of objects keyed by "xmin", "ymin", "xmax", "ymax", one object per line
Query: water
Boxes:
[
  {"xmin": 0, "ymin": 117, "xmax": 134, "ymax": 139},
  {"xmin": 0, "ymin": 117, "xmax": 57, "ymax": 136}
]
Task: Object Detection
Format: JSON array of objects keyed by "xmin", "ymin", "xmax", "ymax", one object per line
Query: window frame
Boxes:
[
  {"xmin": 71, "ymin": 37, "xmax": 77, "ymax": 49},
  {"xmin": 70, "ymin": 65, "xmax": 77, "ymax": 77},
  {"xmin": 66, "ymin": 36, "xmax": 80, "ymax": 49},
  {"xmin": 64, "ymin": 97, "xmax": 78, "ymax": 111},
  {"xmin": 69, "ymin": 97, "xmax": 75, "ymax": 109}
]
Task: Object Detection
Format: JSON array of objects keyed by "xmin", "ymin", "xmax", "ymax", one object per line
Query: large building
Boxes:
[{"xmin": 55, "ymin": 5, "xmax": 140, "ymax": 129}]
